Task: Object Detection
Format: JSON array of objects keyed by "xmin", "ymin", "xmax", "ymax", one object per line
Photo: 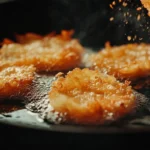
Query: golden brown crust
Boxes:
[
  {"xmin": 141, "ymin": 0, "xmax": 150, "ymax": 16},
  {"xmin": 15, "ymin": 30, "xmax": 72, "ymax": 44},
  {"xmin": 0, "ymin": 30, "xmax": 84, "ymax": 72},
  {"xmin": 15, "ymin": 33, "xmax": 43, "ymax": 44},
  {"xmin": 49, "ymin": 68, "xmax": 135, "ymax": 125},
  {"xmin": 87, "ymin": 43, "xmax": 150, "ymax": 82},
  {"xmin": 0, "ymin": 66, "xmax": 36, "ymax": 99},
  {"xmin": 0, "ymin": 38, "xmax": 14, "ymax": 46}
]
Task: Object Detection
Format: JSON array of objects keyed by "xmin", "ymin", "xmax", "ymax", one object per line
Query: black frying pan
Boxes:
[
  {"xmin": 0, "ymin": 0, "xmax": 150, "ymax": 136},
  {"xmin": 0, "ymin": 0, "xmax": 149, "ymax": 48}
]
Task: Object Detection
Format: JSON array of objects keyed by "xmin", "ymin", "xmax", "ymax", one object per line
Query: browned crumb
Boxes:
[
  {"xmin": 141, "ymin": 0, "xmax": 150, "ymax": 16},
  {"xmin": 86, "ymin": 43, "xmax": 150, "ymax": 84},
  {"xmin": 0, "ymin": 38, "xmax": 14, "ymax": 46},
  {"xmin": 0, "ymin": 30, "xmax": 84, "ymax": 72},
  {"xmin": 0, "ymin": 66, "xmax": 36, "ymax": 99},
  {"xmin": 137, "ymin": 7, "xmax": 142, "ymax": 11},
  {"xmin": 48, "ymin": 68, "xmax": 135, "ymax": 125},
  {"xmin": 15, "ymin": 32, "xmax": 43, "ymax": 44}
]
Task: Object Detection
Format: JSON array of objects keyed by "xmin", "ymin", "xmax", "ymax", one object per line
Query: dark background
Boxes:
[
  {"xmin": 0, "ymin": 0, "xmax": 150, "ymax": 50},
  {"xmin": 0, "ymin": 0, "xmax": 150, "ymax": 145}
]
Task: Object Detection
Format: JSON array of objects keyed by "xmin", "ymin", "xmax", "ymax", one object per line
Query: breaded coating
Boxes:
[
  {"xmin": 141, "ymin": 0, "xmax": 150, "ymax": 16},
  {"xmin": 0, "ymin": 66, "xmax": 36, "ymax": 99},
  {"xmin": 15, "ymin": 32, "xmax": 43, "ymax": 44},
  {"xmin": 87, "ymin": 43, "xmax": 150, "ymax": 83},
  {"xmin": 48, "ymin": 68, "xmax": 135, "ymax": 125},
  {"xmin": 0, "ymin": 38, "xmax": 14, "ymax": 46},
  {"xmin": 0, "ymin": 30, "xmax": 84, "ymax": 72}
]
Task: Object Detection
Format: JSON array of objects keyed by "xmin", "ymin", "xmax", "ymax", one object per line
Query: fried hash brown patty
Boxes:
[
  {"xmin": 86, "ymin": 43, "xmax": 150, "ymax": 86},
  {"xmin": 0, "ymin": 31, "xmax": 84, "ymax": 72},
  {"xmin": 48, "ymin": 68, "xmax": 135, "ymax": 125},
  {"xmin": 141, "ymin": 0, "xmax": 150, "ymax": 16},
  {"xmin": 0, "ymin": 66, "xmax": 36, "ymax": 99}
]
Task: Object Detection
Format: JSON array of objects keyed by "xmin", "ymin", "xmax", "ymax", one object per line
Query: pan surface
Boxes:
[
  {"xmin": 0, "ymin": 48, "xmax": 150, "ymax": 134},
  {"xmin": 0, "ymin": 0, "xmax": 150, "ymax": 134},
  {"xmin": 1, "ymin": 108, "xmax": 150, "ymax": 134}
]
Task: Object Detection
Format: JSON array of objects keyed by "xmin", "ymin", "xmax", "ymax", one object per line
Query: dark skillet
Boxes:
[{"xmin": 0, "ymin": 0, "xmax": 150, "ymax": 145}]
